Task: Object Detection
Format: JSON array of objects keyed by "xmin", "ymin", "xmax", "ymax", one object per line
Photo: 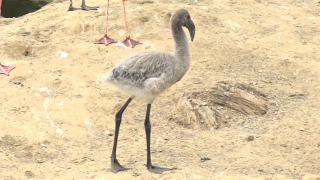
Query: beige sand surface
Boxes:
[{"xmin": 0, "ymin": 0, "xmax": 319, "ymax": 179}]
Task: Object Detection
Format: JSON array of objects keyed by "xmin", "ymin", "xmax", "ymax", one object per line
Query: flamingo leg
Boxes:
[
  {"xmin": 110, "ymin": 98, "xmax": 132, "ymax": 173},
  {"xmin": 95, "ymin": 0, "xmax": 117, "ymax": 45},
  {"xmin": 144, "ymin": 104, "xmax": 172, "ymax": 173},
  {"xmin": 121, "ymin": 0, "xmax": 141, "ymax": 48},
  {"xmin": 68, "ymin": 0, "xmax": 99, "ymax": 11}
]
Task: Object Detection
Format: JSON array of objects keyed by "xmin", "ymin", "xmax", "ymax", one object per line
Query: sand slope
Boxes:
[{"xmin": 0, "ymin": 0, "xmax": 319, "ymax": 179}]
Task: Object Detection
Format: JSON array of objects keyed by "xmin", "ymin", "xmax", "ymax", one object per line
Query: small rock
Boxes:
[
  {"xmin": 104, "ymin": 131, "xmax": 113, "ymax": 136},
  {"xmin": 25, "ymin": 171, "xmax": 35, "ymax": 178},
  {"xmin": 74, "ymin": 94, "xmax": 83, "ymax": 98},
  {"xmin": 201, "ymin": 157, "xmax": 211, "ymax": 162},
  {"xmin": 10, "ymin": 80, "xmax": 21, "ymax": 85},
  {"xmin": 56, "ymin": 77, "xmax": 59, "ymax": 80},
  {"xmin": 133, "ymin": 172, "xmax": 140, "ymax": 177},
  {"xmin": 56, "ymin": 69, "xmax": 62, "ymax": 76},
  {"xmin": 300, "ymin": 128, "xmax": 305, "ymax": 131},
  {"xmin": 247, "ymin": 135, "xmax": 254, "ymax": 141},
  {"xmin": 129, "ymin": 160, "xmax": 137, "ymax": 164},
  {"xmin": 72, "ymin": 157, "xmax": 87, "ymax": 163},
  {"xmin": 36, "ymin": 158, "xmax": 44, "ymax": 163},
  {"xmin": 22, "ymin": 32, "xmax": 30, "ymax": 36}
]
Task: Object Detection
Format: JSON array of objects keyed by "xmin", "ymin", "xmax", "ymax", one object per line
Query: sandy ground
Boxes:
[{"xmin": 1, "ymin": 0, "xmax": 320, "ymax": 179}]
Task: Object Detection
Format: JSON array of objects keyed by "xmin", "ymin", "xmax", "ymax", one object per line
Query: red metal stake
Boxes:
[{"xmin": 95, "ymin": 0, "xmax": 116, "ymax": 45}]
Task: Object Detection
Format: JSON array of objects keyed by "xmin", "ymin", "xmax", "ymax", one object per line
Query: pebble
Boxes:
[
  {"xmin": 36, "ymin": 158, "xmax": 44, "ymax": 163},
  {"xmin": 247, "ymin": 135, "xmax": 254, "ymax": 141},
  {"xmin": 74, "ymin": 94, "xmax": 83, "ymax": 98},
  {"xmin": 10, "ymin": 80, "xmax": 21, "ymax": 85},
  {"xmin": 201, "ymin": 157, "xmax": 211, "ymax": 162},
  {"xmin": 22, "ymin": 32, "xmax": 30, "ymax": 36},
  {"xmin": 25, "ymin": 171, "xmax": 34, "ymax": 178},
  {"xmin": 104, "ymin": 131, "xmax": 113, "ymax": 136}
]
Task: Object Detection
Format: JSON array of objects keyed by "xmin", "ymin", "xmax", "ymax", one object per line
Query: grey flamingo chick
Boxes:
[
  {"xmin": 102, "ymin": 8, "xmax": 195, "ymax": 174},
  {"xmin": 68, "ymin": 0, "xmax": 98, "ymax": 11}
]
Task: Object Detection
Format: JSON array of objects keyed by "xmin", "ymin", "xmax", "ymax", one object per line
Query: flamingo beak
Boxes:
[{"xmin": 188, "ymin": 19, "xmax": 195, "ymax": 41}]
